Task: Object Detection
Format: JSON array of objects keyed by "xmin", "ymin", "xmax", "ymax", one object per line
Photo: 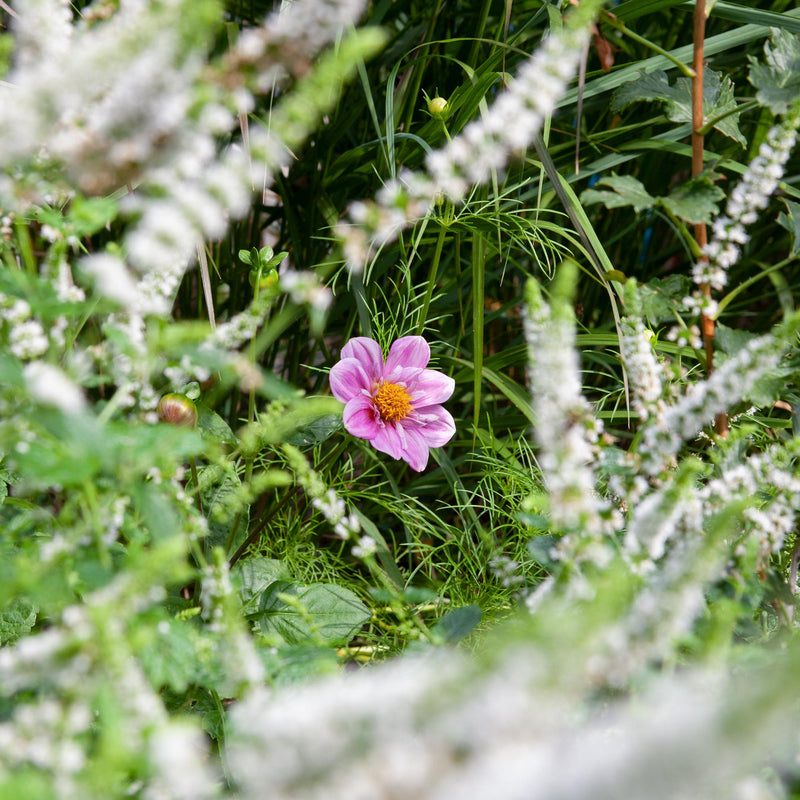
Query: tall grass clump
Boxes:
[{"xmin": 1, "ymin": 0, "xmax": 800, "ymax": 798}]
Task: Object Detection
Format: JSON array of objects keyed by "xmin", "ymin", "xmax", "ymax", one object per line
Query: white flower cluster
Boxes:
[
  {"xmin": 427, "ymin": 25, "xmax": 590, "ymax": 200},
  {"xmin": 641, "ymin": 324, "xmax": 792, "ymax": 469},
  {"xmin": 311, "ymin": 488, "xmax": 362, "ymax": 541},
  {"xmin": 688, "ymin": 99, "xmax": 800, "ymax": 316},
  {"xmin": 227, "ymin": 0, "xmax": 367, "ymax": 91},
  {"xmin": 338, "ymin": 4, "xmax": 599, "ymax": 272},
  {"xmin": 284, "ymin": 444, "xmax": 362, "ymax": 541},
  {"xmin": 0, "ymin": 696, "xmax": 90, "ymax": 790},
  {"xmin": 618, "ymin": 314, "xmax": 665, "ymax": 423},
  {"xmin": 225, "ymin": 640, "xmax": 798, "ymax": 800},
  {"xmin": 702, "ymin": 446, "xmax": 800, "ymax": 568},
  {"xmin": 23, "ymin": 361, "xmax": 86, "ymax": 415},
  {"xmin": 523, "ymin": 277, "xmax": 611, "ymax": 543},
  {"xmin": 209, "ymin": 292, "xmax": 274, "ymax": 351},
  {"xmin": 280, "ymin": 269, "xmax": 333, "ymax": 313}
]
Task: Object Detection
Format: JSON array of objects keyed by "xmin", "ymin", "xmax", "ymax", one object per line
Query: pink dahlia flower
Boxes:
[{"xmin": 330, "ymin": 336, "xmax": 456, "ymax": 471}]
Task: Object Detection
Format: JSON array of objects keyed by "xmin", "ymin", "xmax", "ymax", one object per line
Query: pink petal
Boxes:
[
  {"xmin": 415, "ymin": 407, "xmax": 456, "ymax": 448},
  {"xmin": 384, "ymin": 336, "xmax": 430, "ymax": 377},
  {"xmin": 409, "ymin": 369, "xmax": 455, "ymax": 407},
  {"xmin": 371, "ymin": 422, "xmax": 407, "ymax": 461},
  {"xmin": 330, "ymin": 358, "xmax": 373, "ymax": 403},
  {"xmin": 342, "ymin": 396, "xmax": 380, "ymax": 440},
  {"xmin": 341, "ymin": 337, "xmax": 383, "ymax": 379},
  {"xmin": 398, "ymin": 426, "xmax": 430, "ymax": 471}
]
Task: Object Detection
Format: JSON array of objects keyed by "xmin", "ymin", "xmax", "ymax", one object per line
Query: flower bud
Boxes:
[
  {"xmin": 157, "ymin": 393, "xmax": 198, "ymax": 427},
  {"xmin": 427, "ymin": 96, "xmax": 448, "ymax": 117}
]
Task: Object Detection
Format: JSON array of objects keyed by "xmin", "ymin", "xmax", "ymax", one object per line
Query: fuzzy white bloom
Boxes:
[
  {"xmin": 523, "ymin": 273, "xmax": 614, "ymax": 561},
  {"xmin": 23, "ymin": 362, "xmax": 85, "ymax": 413},
  {"xmin": 691, "ymin": 100, "xmax": 800, "ymax": 300},
  {"xmin": 339, "ymin": 7, "xmax": 596, "ymax": 272},
  {"xmin": 639, "ymin": 322, "xmax": 794, "ymax": 473},
  {"xmin": 80, "ymin": 252, "xmax": 139, "ymax": 305},
  {"xmin": 702, "ymin": 447, "xmax": 800, "ymax": 566},
  {"xmin": 351, "ymin": 534, "xmax": 377, "ymax": 559},
  {"xmin": 618, "ymin": 315, "xmax": 665, "ymax": 423},
  {"xmin": 145, "ymin": 723, "xmax": 217, "ymax": 800},
  {"xmin": 200, "ymin": 558, "xmax": 265, "ymax": 691},
  {"xmin": 10, "ymin": 319, "xmax": 50, "ymax": 360},
  {"xmin": 280, "ymin": 269, "xmax": 332, "ymax": 311},
  {"xmin": 226, "ymin": 645, "xmax": 800, "ymax": 800}
]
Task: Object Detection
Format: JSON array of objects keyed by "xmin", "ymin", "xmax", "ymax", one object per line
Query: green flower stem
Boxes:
[
  {"xmin": 190, "ymin": 457, "xmax": 204, "ymax": 517},
  {"xmin": 716, "ymin": 258, "xmax": 793, "ymax": 318},
  {"xmin": 601, "ymin": 11, "xmax": 696, "ymax": 78},
  {"xmin": 360, "ymin": 552, "xmax": 436, "ymax": 643},
  {"xmin": 698, "ymin": 100, "xmax": 758, "ymax": 136},
  {"xmin": 416, "ymin": 220, "xmax": 449, "ymax": 335},
  {"xmin": 14, "ymin": 219, "xmax": 36, "ymax": 275},
  {"xmin": 659, "ymin": 203, "xmax": 703, "ymax": 260}
]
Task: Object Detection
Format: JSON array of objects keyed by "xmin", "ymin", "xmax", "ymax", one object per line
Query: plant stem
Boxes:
[
  {"xmin": 601, "ymin": 11, "xmax": 696, "ymax": 78},
  {"xmin": 416, "ymin": 221, "xmax": 448, "ymax": 335},
  {"xmin": 692, "ymin": 0, "xmax": 728, "ymax": 437}
]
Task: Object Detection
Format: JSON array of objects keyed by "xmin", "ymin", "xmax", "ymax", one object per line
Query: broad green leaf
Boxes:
[
  {"xmin": 661, "ymin": 175, "xmax": 725, "ymax": 224},
  {"xmin": 0, "ymin": 597, "xmax": 37, "ymax": 645},
  {"xmin": 611, "ymin": 69, "xmax": 745, "ymax": 146},
  {"xmin": 259, "ymin": 643, "xmax": 340, "ymax": 686},
  {"xmin": 285, "ymin": 413, "xmax": 342, "ymax": 448},
  {"xmin": 580, "ymin": 174, "xmax": 656, "ymax": 212},
  {"xmin": 233, "ymin": 556, "xmax": 291, "ymax": 615},
  {"xmin": 137, "ymin": 616, "xmax": 199, "ymax": 692},
  {"xmin": 749, "ymin": 28, "xmax": 800, "ymax": 114},
  {"xmin": 715, "ymin": 323, "xmax": 757, "ymax": 356},
  {"xmin": 432, "ymin": 605, "xmax": 482, "ymax": 643},
  {"xmin": 256, "ymin": 581, "xmax": 371, "ymax": 646},
  {"xmin": 196, "ymin": 402, "xmax": 239, "ymax": 449},
  {"xmin": 582, "ymin": 173, "xmax": 723, "ymax": 224},
  {"xmin": 131, "ymin": 481, "xmax": 183, "ymax": 542},
  {"xmin": 778, "ymin": 198, "xmax": 800, "ymax": 255}
]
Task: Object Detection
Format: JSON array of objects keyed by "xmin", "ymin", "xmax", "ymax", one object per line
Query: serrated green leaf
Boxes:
[
  {"xmin": 233, "ymin": 556, "xmax": 291, "ymax": 615},
  {"xmin": 257, "ymin": 581, "xmax": 371, "ymax": 646},
  {"xmin": 0, "ymin": 597, "xmax": 37, "ymax": 645},
  {"xmin": 749, "ymin": 28, "xmax": 800, "ymax": 114},
  {"xmin": 580, "ymin": 174, "xmax": 656, "ymax": 212},
  {"xmin": 259, "ymin": 643, "xmax": 340, "ymax": 686},
  {"xmin": 661, "ymin": 175, "xmax": 725, "ymax": 224},
  {"xmin": 612, "ymin": 69, "xmax": 745, "ymax": 145},
  {"xmin": 527, "ymin": 534, "xmax": 559, "ymax": 568},
  {"xmin": 198, "ymin": 463, "xmax": 249, "ymax": 552},
  {"xmin": 639, "ymin": 275, "xmax": 692, "ymax": 325},
  {"xmin": 137, "ymin": 617, "xmax": 199, "ymax": 692}
]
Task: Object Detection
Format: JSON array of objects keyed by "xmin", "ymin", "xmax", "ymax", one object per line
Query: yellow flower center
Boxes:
[{"xmin": 374, "ymin": 381, "xmax": 412, "ymax": 422}]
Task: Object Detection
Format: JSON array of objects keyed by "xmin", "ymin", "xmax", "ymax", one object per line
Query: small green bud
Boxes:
[
  {"xmin": 157, "ymin": 393, "xmax": 198, "ymax": 427},
  {"xmin": 427, "ymin": 96, "xmax": 448, "ymax": 117}
]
